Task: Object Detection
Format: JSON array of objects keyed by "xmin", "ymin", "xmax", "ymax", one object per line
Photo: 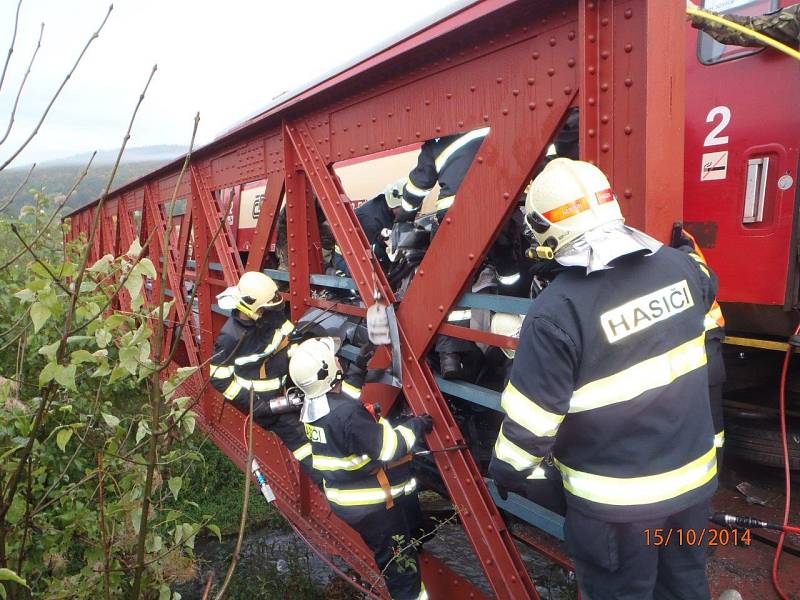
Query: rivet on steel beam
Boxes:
[
  {"xmin": 502, "ymin": 108, "xmax": 509, "ymax": 116},
  {"xmin": 546, "ymin": 98, "xmax": 554, "ymax": 107},
  {"xmin": 547, "ymin": 67, "xmax": 555, "ymax": 77},
  {"xmin": 371, "ymin": 117, "xmax": 377, "ymax": 123},
  {"xmin": 427, "ymin": 324, "xmax": 433, "ymax": 330},
  {"xmin": 424, "ymin": 99, "xmax": 431, "ymax": 106},
  {"xmin": 601, "ymin": 17, "xmax": 609, "ymax": 26},
  {"xmin": 624, "ymin": 8, "xmax": 633, "ymax": 18},
  {"xmin": 564, "ymin": 86, "xmax": 573, "ymax": 95},
  {"xmin": 532, "ymin": 51, "xmax": 540, "ymax": 60},
  {"xmin": 503, "ymin": 192, "xmax": 510, "ymax": 199},
  {"xmin": 495, "ymin": 77, "xmax": 503, "ymax": 84},
  {"xmin": 512, "ymin": 88, "xmax": 519, "ymax": 96},
  {"xmin": 601, "ymin": 50, "xmax": 610, "ymax": 60},
  {"xmin": 349, "ymin": 148, "xmax": 355, "ymax": 154},
  {"xmin": 588, "ymin": 128, "xmax": 596, "ymax": 137},
  {"xmin": 380, "ymin": 141, "xmax": 385, "ymax": 147},
  {"xmin": 415, "ymin": 131, "xmax": 421, "ymax": 138},
  {"xmin": 601, "ymin": 143, "xmax": 610, "ymax": 153},
  {"xmin": 624, "ymin": 43, "xmax": 633, "ymax": 53},
  {"xmin": 624, "ymin": 125, "xmax": 632, "ymax": 135},
  {"xmin": 589, "ymin": 65, "xmax": 596, "ymax": 75},
  {"xmin": 477, "ymin": 156, "xmax": 484, "ymax": 164},
  {"xmin": 567, "ymin": 58, "xmax": 576, "ymax": 67},
  {"xmin": 405, "ymin": 105, "xmax": 411, "ymax": 112},
  {"xmin": 549, "ymin": 37, "xmax": 557, "ymax": 47},
  {"xmin": 601, "ymin": 115, "xmax": 609, "ymax": 124},
  {"xmin": 568, "ymin": 30, "xmax": 576, "ymax": 41},
  {"xmin": 363, "ymin": 145, "xmax": 369, "ymax": 151},
  {"xmin": 342, "ymin": 127, "xmax": 348, "ymax": 132},
  {"xmin": 406, "ymin": 383, "xmax": 412, "ymax": 389},
  {"xmin": 588, "ymin": 97, "xmax": 596, "ymax": 106},
  {"xmin": 527, "ymin": 77, "xmax": 535, "ymax": 85},
  {"xmin": 528, "ymin": 102, "xmax": 536, "ymax": 111},
  {"xmin": 468, "ymin": 253, "xmax": 475, "ymax": 260},
  {"xmin": 588, "ymin": 34, "xmax": 596, "ymax": 43},
  {"xmin": 356, "ymin": 122, "xmax": 362, "ymax": 127},
  {"xmin": 445, "ymin": 217, "xmax": 452, "ymax": 224},
  {"xmin": 387, "ymin": 112, "xmax": 393, "ymax": 118},
  {"xmin": 446, "ymin": 93, "xmax": 453, "ymax": 100},
  {"xmin": 601, "ymin": 83, "xmax": 609, "ymax": 92},
  {"xmin": 624, "ymin": 189, "xmax": 633, "ymax": 198},
  {"xmin": 625, "ymin": 78, "xmax": 633, "ymax": 88}
]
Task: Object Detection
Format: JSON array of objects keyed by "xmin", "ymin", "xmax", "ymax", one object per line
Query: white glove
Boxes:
[{"xmin": 366, "ymin": 302, "xmax": 391, "ymax": 345}]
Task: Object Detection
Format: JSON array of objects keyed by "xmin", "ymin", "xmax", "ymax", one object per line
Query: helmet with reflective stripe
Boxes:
[
  {"xmin": 525, "ymin": 158, "xmax": 623, "ymax": 254},
  {"xmin": 383, "ymin": 177, "xmax": 407, "ymax": 209},
  {"xmin": 490, "ymin": 312, "xmax": 524, "ymax": 359},
  {"xmin": 289, "ymin": 337, "xmax": 342, "ymax": 398},
  {"xmin": 216, "ymin": 271, "xmax": 282, "ymax": 318}
]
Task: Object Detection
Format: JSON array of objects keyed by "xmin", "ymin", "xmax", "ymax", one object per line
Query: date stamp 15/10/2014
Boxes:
[{"xmin": 644, "ymin": 528, "xmax": 752, "ymax": 547}]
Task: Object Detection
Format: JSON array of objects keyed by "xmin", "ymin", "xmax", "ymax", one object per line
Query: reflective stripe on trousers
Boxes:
[{"xmin": 324, "ymin": 478, "xmax": 417, "ymax": 507}]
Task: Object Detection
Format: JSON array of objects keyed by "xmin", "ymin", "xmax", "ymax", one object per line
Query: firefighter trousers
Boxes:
[
  {"xmin": 347, "ymin": 503, "xmax": 423, "ymax": 600},
  {"xmin": 564, "ymin": 499, "xmax": 712, "ymax": 600}
]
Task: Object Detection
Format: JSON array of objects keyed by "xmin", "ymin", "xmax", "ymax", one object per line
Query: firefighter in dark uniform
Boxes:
[
  {"xmin": 334, "ymin": 178, "xmax": 405, "ymax": 277},
  {"xmin": 688, "ymin": 0, "xmax": 800, "ymax": 47},
  {"xmin": 672, "ymin": 228, "xmax": 727, "ymax": 467},
  {"xmin": 288, "ymin": 337, "xmax": 433, "ymax": 600},
  {"xmin": 209, "ymin": 271, "xmax": 320, "ymax": 484},
  {"xmin": 489, "ymin": 158, "xmax": 719, "ymax": 599}
]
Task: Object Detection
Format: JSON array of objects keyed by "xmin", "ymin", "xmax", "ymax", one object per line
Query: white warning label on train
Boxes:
[{"xmin": 701, "ymin": 151, "xmax": 728, "ymax": 181}]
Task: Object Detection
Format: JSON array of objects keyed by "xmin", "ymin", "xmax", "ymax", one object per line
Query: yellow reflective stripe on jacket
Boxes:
[
  {"xmin": 417, "ymin": 583, "xmax": 428, "ymax": 600},
  {"xmin": 401, "ymin": 198, "xmax": 418, "ymax": 212},
  {"xmin": 689, "ymin": 253, "xmax": 710, "ymax": 278},
  {"xmin": 705, "ymin": 302, "xmax": 725, "ymax": 331},
  {"xmin": 293, "ymin": 443, "xmax": 312, "ymax": 461},
  {"xmin": 378, "ymin": 419, "xmax": 399, "ymax": 461},
  {"xmin": 435, "ymin": 195, "xmax": 455, "ymax": 211},
  {"xmin": 324, "ymin": 478, "xmax": 416, "ymax": 506},
  {"xmin": 434, "ymin": 127, "xmax": 490, "ymax": 172},
  {"xmin": 209, "ymin": 364, "xmax": 234, "ymax": 379},
  {"xmin": 234, "ymin": 374, "xmax": 285, "ymax": 392},
  {"xmin": 222, "ymin": 380, "xmax": 242, "ymax": 400},
  {"xmin": 556, "ymin": 446, "xmax": 717, "ymax": 506},
  {"xmin": 313, "ymin": 453, "xmax": 372, "ymax": 471},
  {"xmin": 342, "ymin": 381, "xmax": 362, "ymax": 399},
  {"xmin": 714, "ymin": 431, "xmax": 725, "ymax": 448},
  {"xmin": 500, "ymin": 382, "xmax": 565, "ymax": 438},
  {"xmin": 404, "ymin": 179, "xmax": 432, "ymax": 199},
  {"xmin": 493, "ymin": 427, "xmax": 542, "ymax": 473},
  {"xmin": 395, "ymin": 425, "xmax": 416, "ymax": 450},
  {"xmin": 570, "ymin": 334, "xmax": 707, "ymax": 414}
]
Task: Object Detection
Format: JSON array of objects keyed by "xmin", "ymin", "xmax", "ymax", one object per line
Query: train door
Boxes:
[{"xmin": 684, "ymin": 0, "xmax": 800, "ymax": 323}]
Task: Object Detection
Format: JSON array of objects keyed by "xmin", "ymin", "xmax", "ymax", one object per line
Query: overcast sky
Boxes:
[{"xmin": 0, "ymin": 0, "xmax": 464, "ymax": 168}]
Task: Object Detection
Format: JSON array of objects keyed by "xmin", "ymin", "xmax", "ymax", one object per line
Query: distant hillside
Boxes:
[{"xmin": 0, "ymin": 145, "xmax": 186, "ymax": 215}]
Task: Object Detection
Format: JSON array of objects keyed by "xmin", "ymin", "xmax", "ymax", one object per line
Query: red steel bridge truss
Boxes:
[{"xmin": 67, "ymin": 1, "xmax": 687, "ymax": 597}]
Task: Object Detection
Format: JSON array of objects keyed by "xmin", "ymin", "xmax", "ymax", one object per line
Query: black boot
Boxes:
[{"xmin": 440, "ymin": 352, "xmax": 462, "ymax": 380}]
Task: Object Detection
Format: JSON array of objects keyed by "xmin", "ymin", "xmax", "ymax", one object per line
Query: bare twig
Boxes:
[
  {"xmin": 9, "ymin": 223, "xmax": 70, "ymax": 293},
  {"xmin": 213, "ymin": 390, "xmax": 255, "ymax": 600},
  {"xmin": 0, "ymin": 22, "xmax": 43, "ymax": 146},
  {"xmin": 0, "ymin": 151, "xmax": 96, "ymax": 270},
  {"xmin": 0, "ymin": 0, "xmax": 23, "ymax": 95},
  {"xmin": 0, "ymin": 4, "xmax": 112, "ymax": 172},
  {"xmin": 97, "ymin": 452, "xmax": 111, "ymax": 600},
  {"xmin": 200, "ymin": 572, "xmax": 215, "ymax": 600},
  {"xmin": 0, "ymin": 162, "xmax": 35, "ymax": 213}
]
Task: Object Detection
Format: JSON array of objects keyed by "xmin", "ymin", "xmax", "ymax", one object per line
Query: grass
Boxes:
[{"xmin": 180, "ymin": 434, "xmax": 287, "ymax": 535}]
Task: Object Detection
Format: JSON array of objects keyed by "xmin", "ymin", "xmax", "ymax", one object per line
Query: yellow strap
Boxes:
[{"xmin": 688, "ymin": 6, "xmax": 800, "ymax": 62}]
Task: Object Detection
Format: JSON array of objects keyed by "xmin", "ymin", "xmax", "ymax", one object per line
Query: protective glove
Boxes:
[{"xmin": 416, "ymin": 413, "xmax": 434, "ymax": 433}]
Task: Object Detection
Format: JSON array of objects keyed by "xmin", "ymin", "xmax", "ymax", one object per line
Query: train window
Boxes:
[
  {"xmin": 697, "ymin": 0, "xmax": 779, "ymax": 65},
  {"xmin": 332, "ymin": 143, "xmax": 424, "ymax": 206}
]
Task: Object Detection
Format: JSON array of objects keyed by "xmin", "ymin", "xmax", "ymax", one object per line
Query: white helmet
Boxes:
[
  {"xmin": 525, "ymin": 158, "xmax": 623, "ymax": 255},
  {"xmin": 383, "ymin": 177, "xmax": 407, "ymax": 209},
  {"xmin": 490, "ymin": 312, "xmax": 524, "ymax": 359},
  {"xmin": 289, "ymin": 337, "xmax": 342, "ymax": 398},
  {"xmin": 216, "ymin": 271, "xmax": 282, "ymax": 318}
]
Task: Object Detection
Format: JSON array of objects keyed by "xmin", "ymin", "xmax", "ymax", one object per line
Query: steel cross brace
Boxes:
[
  {"xmin": 286, "ymin": 119, "xmax": 537, "ymax": 599},
  {"xmin": 245, "ymin": 172, "xmax": 285, "ymax": 272},
  {"xmin": 190, "ymin": 165, "xmax": 243, "ymax": 287},
  {"xmin": 143, "ymin": 186, "xmax": 199, "ymax": 365}
]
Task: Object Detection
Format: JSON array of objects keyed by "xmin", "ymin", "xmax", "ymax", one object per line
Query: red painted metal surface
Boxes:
[
  {"xmin": 64, "ymin": 1, "xmax": 688, "ymax": 597},
  {"xmin": 684, "ymin": 2, "xmax": 800, "ymax": 308}
]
